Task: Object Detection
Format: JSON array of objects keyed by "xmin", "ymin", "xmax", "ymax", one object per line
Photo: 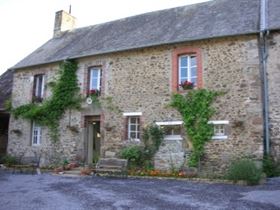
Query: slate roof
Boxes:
[
  {"xmin": 0, "ymin": 69, "xmax": 13, "ymax": 111},
  {"xmin": 12, "ymin": 0, "xmax": 280, "ymax": 70}
]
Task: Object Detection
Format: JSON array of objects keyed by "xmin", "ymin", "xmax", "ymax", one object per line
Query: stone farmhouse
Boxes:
[{"xmin": 5, "ymin": 0, "xmax": 280, "ymax": 173}]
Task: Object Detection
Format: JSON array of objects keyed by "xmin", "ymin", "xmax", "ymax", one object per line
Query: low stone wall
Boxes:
[{"xmin": 154, "ymin": 139, "xmax": 185, "ymax": 171}]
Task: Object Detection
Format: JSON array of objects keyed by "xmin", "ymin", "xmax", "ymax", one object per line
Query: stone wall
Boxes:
[
  {"xmin": 267, "ymin": 31, "xmax": 280, "ymax": 161},
  {"xmin": 8, "ymin": 34, "xmax": 264, "ymax": 172},
  {"xmin": 8, "ymin": 64, "xmax": 84, "ymax": 165}
]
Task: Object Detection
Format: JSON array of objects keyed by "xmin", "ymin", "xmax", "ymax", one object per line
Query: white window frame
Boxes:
[
  {"xmin": 208, "ymin": 120, "xmax": 229, "ymax": 140},
  {"xmin": 178, "ymin": 54, "xmax": 197, "ymax": 85},
  {"xmin": 89, "ymin": 67, "xmax": 101, "ymax": 91},
  {"xmin": 127, "ymin": 116, "xmax": 140, "ymax": 140},
  {"xmin": 156, "ymin": 121, "xmax": 183, "ymax": 141},
  {"xmin": 32, "ymin": 121, "xmax": 42, "ymax": 146},
  {"xmin": 34, "ymin": 74, "xmax": 45, "ymax": 99}
]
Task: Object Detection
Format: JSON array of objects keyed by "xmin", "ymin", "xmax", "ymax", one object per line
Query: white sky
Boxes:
[{"xmin": 0, "ymin": 0, "xmax": 210, "ymax": 75}]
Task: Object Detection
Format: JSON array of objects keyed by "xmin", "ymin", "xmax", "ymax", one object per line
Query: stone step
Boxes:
[{"xmin": 63, "ymin": 167, "xmax": 83, "ymax": 175}]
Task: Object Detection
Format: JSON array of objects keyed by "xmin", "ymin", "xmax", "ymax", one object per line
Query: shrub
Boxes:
[
  {"xmin": 120, "ymin": 145, "xmax": 143, "ymax": 167},
  {"xmin": 226, "ymin": 159, "xmax": 262, "ymax": 185},
  {"xmin": 120, "ymin": 124, "xmax": 164, "ymax": 169},
  {"xmin": 1, "ymin": 155, "xmax": 17, "ymax": 166},
  {"xmin": 263, "ymin": 155, "xmax": 280, "ymax": 177}
]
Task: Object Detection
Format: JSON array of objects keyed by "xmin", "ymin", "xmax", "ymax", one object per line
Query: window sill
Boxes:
[
  {"xmin": 126, "ymin": 138, "xmax": 141, "ymax": 143},
  {"xmin": 164, "ymin": 135, "xmax": 183, "ymax": 141},
  {"xmin": 176, "ymin": 86, "xmax": 198, "ymax": 94},
  {"xmin": 211, "ymin": 136, "xmax": 228, "ymax": 140}
]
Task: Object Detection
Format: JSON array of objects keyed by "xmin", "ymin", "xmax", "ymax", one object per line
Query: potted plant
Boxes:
[
  {"xmin": 86, "ymin": 89, "xmax": 100, "ymax": 105},
  {"xmin": 179, "ymin": 81, "xmax": 194, "ymax": 90}
]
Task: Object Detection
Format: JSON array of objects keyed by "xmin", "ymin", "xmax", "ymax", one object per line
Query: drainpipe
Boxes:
[{"xmin": 259, "ymin": 0, "xmax": 270, "ymax": 155}]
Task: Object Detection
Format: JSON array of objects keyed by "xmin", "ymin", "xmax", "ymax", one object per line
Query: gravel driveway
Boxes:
[{"xmin": 0, "ymin": 170, "xmax": 280, "ymax": 210}]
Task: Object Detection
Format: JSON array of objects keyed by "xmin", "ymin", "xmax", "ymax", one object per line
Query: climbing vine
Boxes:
[
  {"xmin": 12, "ymin": 60, "xmax": 81, "ymax": 141},
  {"xmin": 170, "ymin": 89, "xmax": 219, "ymax": 167},
  {"xmin": 120, "ymin": 124, "xmax": 164, "ymax": 168}
]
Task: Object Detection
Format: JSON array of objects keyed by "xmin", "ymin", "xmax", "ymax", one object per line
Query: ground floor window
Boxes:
[
  {"xmin": 156, "ymin": 121, "xmax": 183, "ymax": 140},
  {"xmin": 128, "ymin": 116, "xmax": 140, "ymax": 140},
  {"xmin": 123, "ymin": 112, "xmax": 142, "ymax": 141},
  {"xmin": 208, "ymin": 120, "xmax": 229, "ymax": 140},
  {"xmin": 32, "ymin": 121, "xmax": 42, "ymax": 146}
]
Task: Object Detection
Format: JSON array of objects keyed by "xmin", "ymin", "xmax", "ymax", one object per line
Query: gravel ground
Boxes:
[{"xmin": 0, "ymin": 169, "xmax": 280, "ymax": 210}]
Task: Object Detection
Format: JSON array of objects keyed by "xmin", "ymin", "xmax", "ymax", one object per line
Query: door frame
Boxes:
[{"xmin": 84, "ymin": 115, "xmax": 101, "ymax": 165}]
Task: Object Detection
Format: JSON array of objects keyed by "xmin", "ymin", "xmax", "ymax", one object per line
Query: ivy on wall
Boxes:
[
  {"xmin": 12, "ymin": 60, "xmax": 81, "ymax": 141},
  {"xmin": 170, "ymin": 89, "xmax": 219, "ymax": 167}
]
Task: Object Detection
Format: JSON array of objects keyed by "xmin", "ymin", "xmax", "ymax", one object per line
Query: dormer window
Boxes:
[{"xmin": 33, "ymin": 74, "xmax": 45, "ymax": 102}]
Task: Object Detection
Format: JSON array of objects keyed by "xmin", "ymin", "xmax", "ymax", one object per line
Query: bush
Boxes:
[
  {"xmin": 120, "ymin": 124, "xmax": 164, "ymax": 169},
  {"xmin": 263, "ymin": 155, "xmax": 280, "ymax": 177},
  {"xmin": 120, "ymin": 146, "xmax": 143, "ymax": 167},
  {"xmin": 1, "ymin": 155, "xmax": 17, "ymax": 166},
  {"xmin": 226, "ymin": 159, "xmax": 262, "ymax": 185}
]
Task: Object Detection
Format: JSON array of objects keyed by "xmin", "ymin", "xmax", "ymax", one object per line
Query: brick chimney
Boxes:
[{"xmin": 53, "ymin": 10, "xmax": 76, "ymax": 37}]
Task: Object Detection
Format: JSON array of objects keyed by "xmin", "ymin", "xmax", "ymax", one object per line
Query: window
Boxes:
[
  {"xmin": 172, "ymin": 47, "xmax": 202, "ymax": 91},
  {"xmin": 123, "ymin": 112, "xmax": 142, "ymax": 141},
  {"xmin": 208, "ymin": 121, "xmax": 229, "ymax": 140},
  {"xmin": 128, "ymin": 116, "xmax": 140, "ymax": 140},
  {"xmin": 32, "ymin": 121, "xmax": 42, "ymax": 146},
  {"xmin": 33, "ymin": 74, "xmax": 45, "ymax": 102},
  {"xmin": 179, "ymin": 55, "xmax": 197, "ymax": 85},
  {"xmin": 89, "ymin": 67, "xmax": 102, "ymax": 92},
  {"xmin": 156, "ymin": 121, "xmax": 183, "ymax": 140}
]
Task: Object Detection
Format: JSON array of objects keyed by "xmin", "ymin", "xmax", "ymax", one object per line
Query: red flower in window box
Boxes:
[
  {"xmin": 179, "ymin": 81, "xmax": 194, "ymax": 90},
  {"xmin": 87, "ymin": 89, "xmax": 100, "ymax": 96}
]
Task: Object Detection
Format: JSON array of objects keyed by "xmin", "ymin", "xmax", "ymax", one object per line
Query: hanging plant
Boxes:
[
  {"xmin": 86, "ymin": 89, "xmax": 100, "ymax": 106},
  {"xmin": 12, "ymin": 60, "xmax": 82, "ymax": 141},
  {"xmin": 170, "ymin": 89, "xmax": 219, "ymax": 167}
]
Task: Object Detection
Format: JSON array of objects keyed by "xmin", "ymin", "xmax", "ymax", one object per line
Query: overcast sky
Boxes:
[{"xmin": 0, "ymin": 0, "xmax": 210, "ymax": 75}]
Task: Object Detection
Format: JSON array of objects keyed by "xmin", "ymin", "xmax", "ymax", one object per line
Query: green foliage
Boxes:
[
  {"xmin": 12, "ymin": 60, "xmax": 81, "ymax": 141},
  {"xmin": 63, "ymin": 159, "xmax": 69, "ymax": 166},
  {"xmin": 142, "ymin": 124, "xmax": 164, "ymax": 160},
  {"xmin": 4, "ymin": 99, "xmax": 12, "ymax": 111},
  {"xmin": 120, "ymin": 124, "xmax": 164, "ymax": 168},
  {"xmin": 120, "ymin": 145, "xmax": 143, "ymax": 167},
  {"xmin": 1, "ymin": 154, "xmax": 17, "ymax": 166},
  {"xmin": 170, "ymin": 89, "xmax": 218, "ymax": 167},
  {"xmin": 226, "ymin": 159, "xmax": 262, "ymax": 185},
  {"xmin": 263, "ymin": 155, "xmax": 280, "ymax": 177}
]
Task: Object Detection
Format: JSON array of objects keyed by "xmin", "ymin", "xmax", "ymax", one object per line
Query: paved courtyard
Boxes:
[{"xmin": 0, "ymin": 170, "xmax": 280, "ymax": 210}]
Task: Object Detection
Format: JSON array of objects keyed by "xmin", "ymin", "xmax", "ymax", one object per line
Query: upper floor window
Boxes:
[
  {"xmin": 33, "ymin": 74, "xmax": 45, "ymax": 102},
  {"xmin": 89, "ymin": 67, "xmax": 102, "ymax": 92},
  {"xmin": 179, "ymin": 55, "xmax": 197, "ymax": 85},
  {"xmin": 172, "ymin": 47, "xmax": 202, "ymax": 92},
  {"xmin": 32, "ymin": 121, "xmax": 42, "ymax": 146}
]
